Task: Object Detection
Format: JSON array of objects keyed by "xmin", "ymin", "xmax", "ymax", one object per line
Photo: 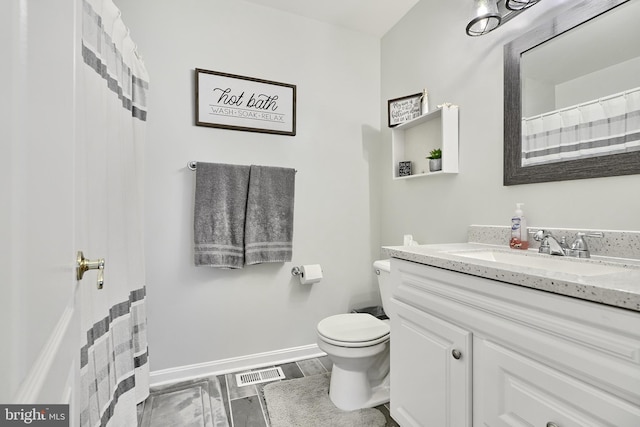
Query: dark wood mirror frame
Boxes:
[{"xmin": 503, "ymin": 0, "xmax": 640, "ymax": 186}]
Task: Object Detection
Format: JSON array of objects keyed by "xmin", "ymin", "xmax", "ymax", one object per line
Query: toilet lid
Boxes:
[{"xmin": 317, "ymin": 313, "xmax": 390, "ymax": 344}]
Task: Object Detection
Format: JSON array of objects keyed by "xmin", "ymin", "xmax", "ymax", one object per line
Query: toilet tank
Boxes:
[{"xmin": 373, "ymin": 259, "xmax": 392, "ymax": 317}]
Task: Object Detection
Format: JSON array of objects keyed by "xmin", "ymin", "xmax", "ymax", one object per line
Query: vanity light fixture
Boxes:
[
  {"xmin": 466, "ymin": 0, "xmax": 542, "ymax": 36},
  {"xmin": 466, "ymin": 0, "xmax": 502, "ymax": 36},
  {"xmin": 505, "ymin": 0, "xmax": 540, "ymax": 11}
]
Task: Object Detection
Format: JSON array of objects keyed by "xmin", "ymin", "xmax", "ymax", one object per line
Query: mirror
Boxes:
[{"xmin": 504, "ymin": 0, "xmax": 640, "ymax": 185}]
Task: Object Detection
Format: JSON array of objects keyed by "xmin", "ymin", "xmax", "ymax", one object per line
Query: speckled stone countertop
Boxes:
[{"xmin": 382, "ymin": 225, "xmax": 640, "ymax": 312}]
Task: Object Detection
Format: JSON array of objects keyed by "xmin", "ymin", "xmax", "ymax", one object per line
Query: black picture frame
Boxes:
[
  {"xmin": 388, "ymin": 93, "xmax": 422, "ymax": 127},
  {"xmin": 195, "ymin": 68, "xmax": 296, "ymax": 136}
]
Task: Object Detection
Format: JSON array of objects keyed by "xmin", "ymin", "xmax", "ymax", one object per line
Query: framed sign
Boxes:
[
  {"xmin": 195, "ymin": 68, "xmax": 296, "ymax": 136},
  {"xmin": 388, "ymin": 93, "xmax": 422, "ymax": 127}
]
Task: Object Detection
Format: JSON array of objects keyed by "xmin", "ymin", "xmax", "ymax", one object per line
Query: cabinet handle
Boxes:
[
  {"xmin": 451, "ymin": 349, "xmax": 462, "ymax": 360},
  {"xmin": 547, "ymin": 423, "xmax": 559, "ymax": 427}
]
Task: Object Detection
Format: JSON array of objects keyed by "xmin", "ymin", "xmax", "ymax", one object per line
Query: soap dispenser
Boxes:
[{"xmin": 509, "ymin": 203, "xmax": 529, "ymax": 250}]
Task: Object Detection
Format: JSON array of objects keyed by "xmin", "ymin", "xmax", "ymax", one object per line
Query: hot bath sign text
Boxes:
[{"xmin": 209, "ymin": 87, "xmax": 285, "ymax": 122}]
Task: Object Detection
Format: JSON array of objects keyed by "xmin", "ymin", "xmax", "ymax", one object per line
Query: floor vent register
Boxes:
[{"xmin": 235, "ymin": 367, "xmax": 286, "ymax": 387}]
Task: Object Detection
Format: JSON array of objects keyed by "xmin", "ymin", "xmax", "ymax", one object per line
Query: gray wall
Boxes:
[
  {"xmin": 556, "ymin": 56, "xmax": 640, "ymax": 110},
  {"xmin": 378, "ymin": 0, "xmax": 640, "ymax": 248},
  {"xmin": 117, "ymin": 0, "xmax": 640, "ymax": 374},
  {"xmin": 116, "ymin": 0, "xmax": 382, "ymax": 371}
]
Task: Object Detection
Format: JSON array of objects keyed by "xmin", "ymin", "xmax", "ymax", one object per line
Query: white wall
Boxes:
[
  {"xmin": 115, "ymin": 0, "xmax": 382, "ymax": 371},
  {"xmin": 379, "ymin": 0, "xmax": 640, "ymax": 247},
  {"xmin": 117, "ymin": 0, "xmax": 640, "ymax": 374},
  {"xmin": 524, "ymin": 56, "xmax": 640, "ymax": 117},
  {"xmin": 522, "ymin": 77, "xmax": 555, "ymax": 117},
  {"xmin": 556, "ymin": 56, "xmax": 640, "ymax": 110}
]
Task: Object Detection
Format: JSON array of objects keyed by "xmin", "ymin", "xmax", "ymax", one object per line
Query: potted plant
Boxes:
[{"xmin": 427, "ymin": 148, "xmax": 442, "ymax": 172}]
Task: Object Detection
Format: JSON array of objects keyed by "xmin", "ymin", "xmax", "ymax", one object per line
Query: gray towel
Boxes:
[
  {"xmin": 245, "ymin": 165, "xmax": 296, "ymax": 265},
  {"xmin": 194, "ymin": 162, "xmax": 250, "ymax": 268}
]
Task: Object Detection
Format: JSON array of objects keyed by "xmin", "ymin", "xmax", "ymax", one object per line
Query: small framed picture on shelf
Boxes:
[
  {"xmin": 388, "ymin": 93, "xmax": 422, "ymax": 127},
  {"xmin": 398, "ymin": 161, "xmax": 412, "ymax": 177}
]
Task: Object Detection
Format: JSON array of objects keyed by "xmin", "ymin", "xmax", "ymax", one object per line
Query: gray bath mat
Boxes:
[
  {"xmin": 263, "ymin": 373, "xmax": 386, "ymax": 427},
  {"xmin": 140, "ymin": 378, "xmax": 229, "ymax": 427}
]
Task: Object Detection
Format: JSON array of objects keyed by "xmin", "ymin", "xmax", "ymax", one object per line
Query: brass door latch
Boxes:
[{"xmin": 76, "ymin": 251, "xmax": 105, "ymax": 289}]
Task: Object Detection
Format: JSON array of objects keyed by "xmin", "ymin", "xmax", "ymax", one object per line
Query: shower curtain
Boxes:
[
  {"xmin": 79, "ymin": 0, "xmax": 150, "ymax": 425},
  {"xmin": 521, "ymin": 87, "xmax": 640, "ymax": 166}
]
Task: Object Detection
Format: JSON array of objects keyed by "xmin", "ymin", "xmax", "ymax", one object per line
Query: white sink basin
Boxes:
[{"xmin": 450, "ymin": 249, "xmax": 630, "ymax": 276}]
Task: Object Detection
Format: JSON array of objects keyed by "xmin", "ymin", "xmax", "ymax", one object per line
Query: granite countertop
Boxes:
[{"xmin": 382, "ymin": 242, "xmax": 640, "ymax": 312}]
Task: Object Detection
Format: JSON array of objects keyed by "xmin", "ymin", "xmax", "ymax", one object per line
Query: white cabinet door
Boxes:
[
  {"xmin": 390, "ymin": 298, "xmax": 472, "ymax": 427},
  {"xmin": 474, "ymin": 338, "xmax": 640, "ymax": 427}
]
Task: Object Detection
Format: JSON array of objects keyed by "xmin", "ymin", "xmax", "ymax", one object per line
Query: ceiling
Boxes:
[{"xmin": 241, "ymin": 0, "xmax": 420, "ymax": 38}]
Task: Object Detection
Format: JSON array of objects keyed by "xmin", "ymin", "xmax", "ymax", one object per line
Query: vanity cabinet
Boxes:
[
  {"xmin": 391, "ymin": 299, "xmax": 471, "ymax": 427},
  {"xmin": 476, "ymin": 339, "xmax": 638, "ymax": 426},
  {"xmin": 389, "ymin": 259, "xmax": 640, "ymax": 427},
  {"xmin": 391, "ymin": 104, "xmax": 458, "ymax": 180}
]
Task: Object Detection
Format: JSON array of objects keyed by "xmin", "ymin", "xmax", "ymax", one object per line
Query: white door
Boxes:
[{"xmin": 1, "ymin": 0, "xmax": 88, "ymax": 418}]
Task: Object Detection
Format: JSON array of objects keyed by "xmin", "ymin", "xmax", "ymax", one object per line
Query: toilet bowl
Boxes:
[{"xmin": 316, "ymin": 259, "xmax": 392, "ymax": 411}]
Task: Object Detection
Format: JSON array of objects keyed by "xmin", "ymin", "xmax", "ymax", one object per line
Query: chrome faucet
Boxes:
[
  {"xmin": 532, "ymin": 230, "xmax": 604, "ymax": 258},
  {"xmin": 533, "ymin": 230, "xmax": 566, "ymax": 256}
]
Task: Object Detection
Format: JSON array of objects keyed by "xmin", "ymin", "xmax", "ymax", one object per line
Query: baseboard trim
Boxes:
[
  {"xmin": 13, "ymin": 303, "xmax": 76, "ymax": 403},
  {"xmin": 149, "ymin": 344, "xmax": 326, "ymax": 387}
]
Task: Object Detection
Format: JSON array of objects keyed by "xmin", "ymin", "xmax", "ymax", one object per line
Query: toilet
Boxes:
[{"xmin": 316, "ymin": 259, "xmax": 392, "ymax": 411}]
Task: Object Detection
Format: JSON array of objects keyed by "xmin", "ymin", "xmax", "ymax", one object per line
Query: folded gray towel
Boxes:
[
  {"xmin": 245, "ymin": 165, "xmax": 296, "ymax": 265},
  {"xmin": 193, "ymin": 162, "xmax": 250, "ymax": 268}
]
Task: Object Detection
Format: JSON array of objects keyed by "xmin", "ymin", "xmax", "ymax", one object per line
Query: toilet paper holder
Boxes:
[{"xmin": 291, "ymin": 264, "xmax": 323, "ymax": 284}]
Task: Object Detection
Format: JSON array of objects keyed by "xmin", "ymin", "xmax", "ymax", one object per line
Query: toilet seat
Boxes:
[{"xmin": 317, "ymin": 313, "xmax": 390, "ymax": 348}]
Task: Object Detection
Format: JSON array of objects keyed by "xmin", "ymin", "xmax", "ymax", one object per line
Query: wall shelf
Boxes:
[{"xmin": 391, "ymin": 104, "xmax": 459, "ymax": 180}]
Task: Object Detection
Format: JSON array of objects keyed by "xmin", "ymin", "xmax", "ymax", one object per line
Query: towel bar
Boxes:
[{"xmin": 188, "ymin": 161, "xmax": 296, "ymax": 173}]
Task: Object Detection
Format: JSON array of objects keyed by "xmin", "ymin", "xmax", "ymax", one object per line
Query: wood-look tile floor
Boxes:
[{"xmin": 138, "ymin": 356, "xmax": 400, "ymax": 427}]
